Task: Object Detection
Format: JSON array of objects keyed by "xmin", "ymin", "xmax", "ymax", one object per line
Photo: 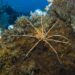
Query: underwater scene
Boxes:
[{"xmin": 0, "ymin": 0, "xmax": 75, "ymax": 75}]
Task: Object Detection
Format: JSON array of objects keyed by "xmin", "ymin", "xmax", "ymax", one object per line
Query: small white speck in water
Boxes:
[{"xmin": 8, "ymin": 25, "xmax": 14, "ymax": 30}]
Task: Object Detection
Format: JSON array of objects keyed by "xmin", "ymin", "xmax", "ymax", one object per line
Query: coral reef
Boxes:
[
  {"xmin": 48, "ymin": 0, "xmax": 75, "ymax": 31},
  {"xmin": 0, "ymin": 0, "xmax": 75, "ymax": 75}
]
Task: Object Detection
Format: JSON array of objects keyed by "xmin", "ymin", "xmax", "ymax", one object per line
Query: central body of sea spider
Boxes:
[{"xmin": 12, "ymin": 16, "xmax": 71, "ymax": 63}]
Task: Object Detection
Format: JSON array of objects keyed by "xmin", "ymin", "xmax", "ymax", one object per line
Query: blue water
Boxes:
[
  {"xmin": 0, "ymin": 0, "xmax": 48, "ymax": 28},
  {"xmin": 4, "ymin": 0, "xmax": 48, "ymax": 13}
]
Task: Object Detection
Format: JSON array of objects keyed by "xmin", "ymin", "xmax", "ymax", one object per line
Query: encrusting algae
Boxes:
[{"xmin": 0, "ymin": 0, "xmax": 75, "ymax": 75}]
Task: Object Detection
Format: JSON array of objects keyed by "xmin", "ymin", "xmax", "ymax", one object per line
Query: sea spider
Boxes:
[{"xmin": 12, "ymin": 16, "xmax": 71, "ymax": 63}]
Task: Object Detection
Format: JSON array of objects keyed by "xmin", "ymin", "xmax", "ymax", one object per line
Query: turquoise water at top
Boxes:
[
  {"xmin": 0, "ymin": 0, "xmax": 48, "ymax": 28},
  {"xmin": 4, "ymin": 0, "xmax": 48, "ymax": 13}
]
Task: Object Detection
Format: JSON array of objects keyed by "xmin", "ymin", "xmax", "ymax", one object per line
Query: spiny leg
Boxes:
[
  {"xmin": 24, "ymin": 17, "xmax": 39, "ymax": 33},
  {"xmin": 11, "ymin": 34, "xmax": 37, "ymax": 38},
  {"xmin": 47, "ymin": 35, "xmax": 70, "ymax": 42},
  {"xmin": 45, "ymin": 20, "xmax": 59, "ymax": 37},
  {"xmin": 25, "ymin": 40, "xmax": 41, "ymax": 57},
  {"xmin": 41, "ymin": 16, "xmax": 43, "ymax": 35},
  {"xmin": 40, "ymin": 16, "xmax": 47, "ymax": 35},
  {"xmin": 44, "ymin": 40, "xmax": 62, "ymax": 64},
  {"xmin": 44, "ymin": 23, "xmax": 47, "ymax": 34},
  {"xmin": 47, "ymin": 38, "xmax": 70, "ymax": 45}
]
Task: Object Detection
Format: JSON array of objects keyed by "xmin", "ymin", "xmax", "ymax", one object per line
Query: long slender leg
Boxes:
[
  {"xmin": 41, "ymin": 16, "xmax": 47, "ymax": 34},
  {"xmin": 47, "ymin": 38, "xmax": 71, "ymax": 45},
  {"xmin": 47, "ymin": 35, "xmax": 70, "ymax": 41},
  {"xmin": 44, "ymin": 40, "xmax": 62, "ymax": 64},
  {"xmin": 25, "ymin": 40, "xmax": 41, "ymax": 57},
  {"xmin": 44, "ymin": 23, "xmax": 47, "ymax": 34},
  {"xmin": 25, "ymin": 17, "xmax": 38, "ymax": 33},
  {"xmin": 41, "ymin": 16, "xmax": 44, "ymax": 35},
  {"xmin": 11, "ymin": 34, "xmax": 36, "ymax": 38},
  {"xmin": 45, "ymin": 20, "xmax": 59, "ymax": 37}
]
